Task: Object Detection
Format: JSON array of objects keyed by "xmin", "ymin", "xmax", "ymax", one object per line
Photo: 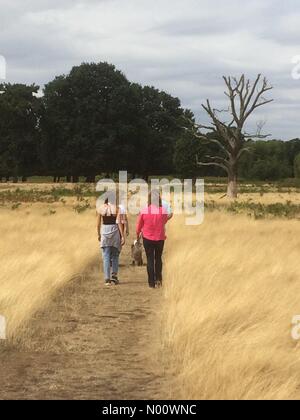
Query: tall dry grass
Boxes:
[
  {"xmin": 164, "ymin": 212, "xmax": 300, "ymax": 400},
  {"xmin": 205, "ymin": 191, "xmax": 300, "ymax": 205},
  {"xmin": 0, "ymin": 206, "xmax": 97, "ymax": 339}
]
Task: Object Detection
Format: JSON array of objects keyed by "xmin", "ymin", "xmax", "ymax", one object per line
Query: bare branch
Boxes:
[
  {"xmin": 213, "ymin": 107, "xmax": 230, "ymax": 114},
  {"xmin": 197, "ymin": 124, "xmax": 215, "ymax": 131},
  {"xmin": 243, "ymin": 120, "xmax": 272, "ymax": 139},
  {"xmin": 243, "ymin": 74, "xmax": 262, "ymax": 114},
  {"xmin": 204, "ymin": 155, "xmax": 229, "ymax": 165},
  {"xmin": 244, "ymin": 77, "xmax": 273, "ymax": 121},
  {"xmin": 250, "ymin": 99, "xmax": 274, "ymax": 110},
  {"xmin": 198, "ymin": 73, "xmax": 273, "ymax": 197},
  {"xmin": 197, "ymin": 160, "xmax": 229, "ymax": 174},
  {"xmin": 223, "ymin": 76, "xmax": 240, "ymax": 126},
  {"xmin": 206, "ymin": 139, "xmax": 232, "ymax": 158},
  {"xmin": 201, "ymin": 101, "xmax": 235, "ymax": 149},
  {"xmin": 237, "ymin": 147, "xmax": 251, "ymax": 160},
  {"xmin": 243, "ymin": 133, "xmax": 272, "ymax": 139}
]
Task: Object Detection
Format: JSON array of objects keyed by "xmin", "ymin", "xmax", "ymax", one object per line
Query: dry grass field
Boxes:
[
  {"xmin": 164, "ymin": 212, "xmax": 300, "ymax": 400},
  {"xmin": 0, "ymin": 205, "xmax": 97, "ymax": 339},
  {"xmin": 0, "ymin": 191, "xmax": 166, "ymax": 399},
  {"xmin": 1, "ymin": 182, "xmax": 300, "ymax": 399}
]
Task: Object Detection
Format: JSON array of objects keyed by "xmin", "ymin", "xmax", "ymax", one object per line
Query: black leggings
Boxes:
[{"xmin": 143, "ymin": 238, "xmax": 165, "ymax": 287}]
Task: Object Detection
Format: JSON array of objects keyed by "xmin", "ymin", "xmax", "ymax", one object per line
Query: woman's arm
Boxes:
[
  {"xmin": 96, "ymin": 213, "xmax": 102, "ymax": 242},
  {"xmin": 167, "ymin": 212, "xmax": 174, "ymax": 221},
  {"xmin": 136, "ymin": 213, "xmax": 144, "ymax": 241},
  {"xmin": 124, "ymin": 214, "xmax": 130, "ymax": 236},
  {"xmin": 119, "ymin": 208, "xmax": 130, "ymax": 237},
  {"xmin": 117, "ymin": 209, "xmax": 126, "ymax": 246}
]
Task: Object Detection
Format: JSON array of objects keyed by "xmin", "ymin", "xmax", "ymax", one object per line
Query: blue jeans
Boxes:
[{"xmin": 102, "ymin": 246, "xmax": 119, "ymax": 280}]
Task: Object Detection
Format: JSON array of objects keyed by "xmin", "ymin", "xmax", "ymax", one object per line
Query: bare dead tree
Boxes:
[{"xmin": 196, "ymin": 74, "xmax": 273, "ymax": 198}]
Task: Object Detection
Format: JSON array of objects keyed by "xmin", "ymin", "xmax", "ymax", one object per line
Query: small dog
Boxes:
[{"xmin": 131, "ymin": 240, "xmax": 143, "ymax": 266}]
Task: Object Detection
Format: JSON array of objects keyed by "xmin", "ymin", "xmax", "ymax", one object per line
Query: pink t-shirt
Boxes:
[{"xmin": 136, "ymin": 205, "xmax": 169, "ymax": 241}]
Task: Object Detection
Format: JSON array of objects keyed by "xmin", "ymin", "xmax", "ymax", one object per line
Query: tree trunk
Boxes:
[
  {"xmin": 226, "ymin": 157, "xmax": 238, "ymax": 199},
  {"xmin": 227, "ymin": 173, "xmax": 238, "ymax": 199},
  {"xmin": 72, "ymin": 175, "xmax": 79, "ymax": 183},
  {"xmin": 85, "ymin": 175, "xmax": 95, "ymax": 183}
]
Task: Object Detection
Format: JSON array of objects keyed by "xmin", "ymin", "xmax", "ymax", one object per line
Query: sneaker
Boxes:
[
  {"xmin": 111, "ymin": 275, "xmax": 119, "ymax": 285},
  {"xmin": 105, "ymin": 279, "xmax": 111, "ymax": 286},
  {"xmin": 155, "ymin": 281, "xmax": 162, "ymax": 288}
]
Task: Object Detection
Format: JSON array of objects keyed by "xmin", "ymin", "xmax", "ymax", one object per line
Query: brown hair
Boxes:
[{"xmin": 148, "ymin": 190, "xmax": 162, "ymax": 207}]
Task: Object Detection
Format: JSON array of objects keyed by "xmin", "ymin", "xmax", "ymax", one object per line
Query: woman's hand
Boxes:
[
  {"xmin": 121, "ymin": 236, "xmax": 126, "ymax": 246},
  {"xmin": 98, "ymin": 234, "xmax": 101, "ymax": 242}
]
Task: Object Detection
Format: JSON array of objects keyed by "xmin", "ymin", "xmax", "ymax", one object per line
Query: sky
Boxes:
[{"xmin": 0, "ymin": 0, "xmax": 300, "ymax": 139}]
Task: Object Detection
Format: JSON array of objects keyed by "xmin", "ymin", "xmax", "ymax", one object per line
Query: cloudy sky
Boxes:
[{"xmin": 1, "ymin": 0, "xmax": 300, "ymax": 139}]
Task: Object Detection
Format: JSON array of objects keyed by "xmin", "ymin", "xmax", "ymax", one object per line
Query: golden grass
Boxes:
[
  {"xmin": 164, "ymin": 212, "xmax": 300, "ymax": 400},
  {"xmin": 205, "ymin": 192, "xmax": 300, "ymax": 205},
  {"xmin": 0, "ymin": 206, "xmax": 97, "ymax": 339},
  {"xmin": 3, "ymin": 183, "xmax": 300, "ymax": 399}
]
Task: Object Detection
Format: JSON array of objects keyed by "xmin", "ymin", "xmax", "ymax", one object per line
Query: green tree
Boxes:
[
  {"xmin": 285, "ymin": 139, "xmax": 300, "ymax": 176},
  {"xmin": 135, "ymin": 86, "xmax": 188, "ymax": 179},
  {"xmin": 41, "ymin": 62, "xmax": 131, "ymax": 182},
  {"xmin": 174, "ymin": 126, "xmax": 224, "ymax": 178},
  {"xmin": 41, "ymin": 62, "xmax": 190, "ymax": 181},
  {"xmin": 0, "ymin": 83, "xmax": 41, "ymax": 182},
  {"xmin": 294, "ymin": 153, "xmax": 300, "ymax": 179},
  {"xmin": 239, "ymin": 140, "xmax": 292, "ymax": 181}
]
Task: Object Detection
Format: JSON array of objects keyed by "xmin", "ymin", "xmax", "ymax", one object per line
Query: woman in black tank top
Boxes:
[{"xmin": 97, "ymin": 197, "xmax": 125, "ymax": 286}]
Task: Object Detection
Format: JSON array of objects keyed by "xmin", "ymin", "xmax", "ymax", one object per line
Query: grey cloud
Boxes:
[
  {"xmin": 153, "ymin": 18, "xmax": 236, "ymax": 37},
  {"xmin": 0, "ymin": 0, "xmax": 299, "ymax": 139}
]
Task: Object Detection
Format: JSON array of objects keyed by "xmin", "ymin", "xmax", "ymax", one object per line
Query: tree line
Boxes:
[
  {"xmin": 0, "ymin": 62, "xmax": 300, "ymax": 184},
  {"xmin": 175, "ymin": 135, "xmax": 300, "ymax": 181},
  {"xmin": 0, "ymin": 62, "xmax": 193, "ymax": 183}
]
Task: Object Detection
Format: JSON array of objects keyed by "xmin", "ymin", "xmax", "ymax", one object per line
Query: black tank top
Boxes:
[
  {"xmin": 103, "ymin": 214, "xmax": 117, "ymax": 225},
  {"xmin": 102, "ymin": 204, "xmax": 117, "ymax": 225}
]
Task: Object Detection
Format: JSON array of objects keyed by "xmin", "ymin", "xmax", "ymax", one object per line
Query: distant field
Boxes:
[
  {"xmin": 2, "ymin": 181, "xmax": 300, "ymax": 220},
  {"xmin": 4, "ymin": 175, "xmax": 300, "ymax": 188},
  {"xmin": 3, "ymin": 176, "xmax": 300, "ymax": 196}
]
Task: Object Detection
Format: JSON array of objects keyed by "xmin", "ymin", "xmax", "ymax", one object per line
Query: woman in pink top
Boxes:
[{"xmin": 136, "ymin": 191, "xmax": 169, "ymax": 288}]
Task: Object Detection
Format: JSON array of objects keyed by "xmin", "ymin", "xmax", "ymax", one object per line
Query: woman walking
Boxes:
[
  {"xmin": 97, "ymin": 194, "xmax": 125, "ymax": 286},
  {"xmin": 136, "ymin": 191, "xmax": 169, "ymax": 288}
]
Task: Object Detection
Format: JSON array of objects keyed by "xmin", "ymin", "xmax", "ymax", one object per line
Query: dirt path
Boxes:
[{"xmin": 0, "ymin": 241, "xmax": 169, "ymax": 400}]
